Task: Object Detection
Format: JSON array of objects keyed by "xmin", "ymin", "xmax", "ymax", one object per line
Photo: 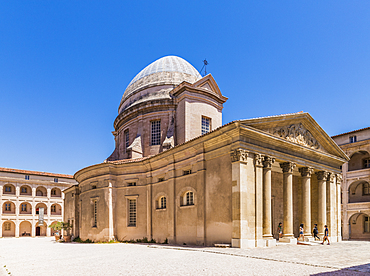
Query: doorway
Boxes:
[{"xmin": 36, "ymin": 226, "xmax": 40, "ymax": 236}]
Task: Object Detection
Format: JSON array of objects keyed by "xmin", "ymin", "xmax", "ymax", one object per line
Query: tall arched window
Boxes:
[
  {"xmin": 158, "ymin": 196, "xmax": 166, "ymax": 209},
  {"xmin": 365, "ymin": 216, "xmax": 370, "ymax": 233},
  {"xmin": 183, "ymin": 191, "xmax": 194, "ymax": 206}
]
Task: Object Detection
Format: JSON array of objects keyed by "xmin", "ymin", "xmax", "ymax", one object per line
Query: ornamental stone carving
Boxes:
[
  {"xmin": 336, "ymin": 174, "xmax": 343, "ymax": 184},
  {"xmin": 263, "ymin": 156, "xmax": 275, "ymax": 169},
  {"xmin": 327, "ymin": 172, "xmax": 335, "ymax": 182},
  {"xmin": 316, "ymin": 171, "xmax": 328, "ymax": 181},
  {"xmin": 299, "ymin": 167, "xmax": 314, "ymax": 177},
  {"xmin": 280, "ymin": 162, "xmax": 296, "ymax": 173},
  {"xmin": 254, "ymin": 153, "xmax": 264, "ymax": 167},
  {"xmin": 230, "ymin": 149, "xmax": 248, "ymax": 163},
  {"xmin": 267, "ymin": 123, "xmax": 321, "ymax": 151}
]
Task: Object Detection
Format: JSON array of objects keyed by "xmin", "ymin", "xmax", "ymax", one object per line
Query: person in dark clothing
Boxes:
[
  {"xmin": 322, "ymin": 225, "xmax": 330, "ymax": 245},
  {"xmin": 313, "ymin": 224, "xmax": 320, "ymax": 240}
]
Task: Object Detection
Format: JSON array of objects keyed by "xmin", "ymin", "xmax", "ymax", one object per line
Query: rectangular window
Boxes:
[
  {"xmin": 5, "ymin": 186, "xmax": 11, "ymax": 192},
  {"xmin": 128, "ymin": 182, "xmax": 136, "ymax": 187},
  {"xmin": 54, "ymin": 178, "xmax": 58, "ymax": 183},
  {"xmin": 4, "ymin": 223, "xmax": 10, "ymax": 231},
  {"xmin": 92, "ymin": 185, "xmax": 97, "ymax": 189},
  {"xmin": 51, "ymin": 205, "xmax": 56, "ymax": 212},
  {"xmin": 365, "ymin": 216, "xmax": 370, "ymax": 233},
  {"xmin": 21, "ymin": 204, "xmax": 27, "ymax": 212},
  {"xmin": 158, "ymin": 178, "xmax": 165, "ymax": 182},
  {"xmin": 25, "ymin": 175, "xmax": 30, "ymax": 180},
  {"xmin": 21, "ymin": 187, "xmax": 27, "ymax": 193},
  {"xmin": 364, "ymin": 159, "xmax": 370, "ymax": 169},
  {"xmin": 93, "ymin": 200, "xmax": 97, "ymax": 227},
  {"xmin": 5, "ymin": 203, "xmax": 11, "ymax": 211},
  {"xmin": 201, "ymin": 116, "xmax": 211, "ymax": 135},
  {"xmin": 183, "ymin": 170, "xmax": 192, "ymax": 176},
  {"xmin": 128, "ymin": 199, "xmax": 137, "ymax": 226},
  {"xmin": 124, "ymin": 129, "xmax": 130, "ymax": 151},
  {"xmin": 151, "ymin": 120, "xmax": 161, "ymax": 146},
  {"xmin": 349, "ymin": 136, "xmax": 357, "ymax": 143}
]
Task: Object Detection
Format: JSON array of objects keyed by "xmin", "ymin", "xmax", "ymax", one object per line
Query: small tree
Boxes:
[
  {"xmin": 49, "ymin": 221, "xmax": 63, "ymax": 236},
  {"xmin": 61, "ymin": 222, "xmax": 72, "ymax": 237}
]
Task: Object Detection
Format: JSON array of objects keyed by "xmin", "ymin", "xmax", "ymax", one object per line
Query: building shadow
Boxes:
[{"xmin": 311, "ymin": 263, "xmax": 370, "ymax": 275}]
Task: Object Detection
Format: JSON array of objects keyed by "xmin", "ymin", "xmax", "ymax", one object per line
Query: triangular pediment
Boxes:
[
  {"xmin": 193, "ymin": 74, "xmax": 223, "ymax": 98},
  {"xmin": 240, "ymin": 112, "xmax": 349, "ymax": 160}
]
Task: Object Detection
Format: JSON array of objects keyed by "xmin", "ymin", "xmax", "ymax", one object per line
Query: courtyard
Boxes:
[{"xmin": 0, "ymin": 238, "xmax": 370, "ymax": 275}]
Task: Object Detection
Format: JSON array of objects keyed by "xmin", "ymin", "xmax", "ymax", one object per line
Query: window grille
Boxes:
[
  {"xmin": 5, "ymin": 203, "xmax": 11, "ymax": 211},
  {"xmin": 363, "ymin": 183, "xmax": 370, "ymax": 195},
  {"xmin": 151, "ymin": 120, "xmax": 161, "ymax": 146},
  {"xmin": 21, "ymin": 204, "xmax": 27, "ymax": 212},
  {"xmin": 365, "ymin": 216, "xmax": 370, "ymax": 233},
  {"xmin": 183, "ymin": 170, "xmax": 192, "ymax": 175},
  {"xmin": 201, "ymin": 116, "xmax": 211, "ymax": 135},
  {"xmin": 93, "ymin": 201, "xmax": 97, "ymax": 227},
  {"xmin": 128, "ymin": 199, "xmax": 136, "ymax": 226},
  {"xmin": 4, "ymin": 223, "xmax": 11, "ymax": 231},
  {"xmin": 349, "ymin": 136, "xmax": 357, "ymax": 143},
  {"xmin": 159, "ymin": 197, "xmax": 166, "ymax": 209},
  {"xmin": 185, "ymin": 191, "xmax": 194, "ymax": 206},
  {"xmin": 124, "ymin": 129, "xmax": 130, "ymax": 151}
]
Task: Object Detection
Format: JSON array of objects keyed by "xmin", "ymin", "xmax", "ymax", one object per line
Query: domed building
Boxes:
[{"xmin": 65, "ymin": 56, "xmax": 348, "ymax": 248}]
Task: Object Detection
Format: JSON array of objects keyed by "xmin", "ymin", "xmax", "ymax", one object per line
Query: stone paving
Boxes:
[{"xmin": 0, "ymin": 238, "xmax": 369, "ymax": 275}]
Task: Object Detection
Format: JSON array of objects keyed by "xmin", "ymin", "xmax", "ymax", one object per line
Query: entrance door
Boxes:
[{"xmin": 36, "ymin": 226, "xmax": 40, "ymax": 236}]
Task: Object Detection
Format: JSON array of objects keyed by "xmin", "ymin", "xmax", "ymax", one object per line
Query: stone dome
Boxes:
[{"xmin": 119, "ymin": 56, "xmax": 202, "ymax": 110}]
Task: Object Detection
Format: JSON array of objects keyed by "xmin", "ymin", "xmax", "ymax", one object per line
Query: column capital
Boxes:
[
  {"xmin": 327, "ymin": 172, "xmax": 335, "ymax": 182},
  {"xmin": 254, "ymin": 153, "xmax": 264, "ymax": 167},
  {"xmin": 298, "ymin": 167, "xmax": 314, "ymax": 177},
  {"xmin": 230, "ymin": 148, "xmax": 248, "ymax": 163},
  {"xmin": 336, "ymin": 174, "xmax": 342, "ymax": 184},
  {"xmin": 280, "ymin": 162, "xmax": 296, "ymax": 173},
  {"xmin": 315, "ymin": 171, "xmax": 328, "ymax": 181},
  {"xmin": 263, "ymin": 156, "xmax": 275, "ymax": 169}
]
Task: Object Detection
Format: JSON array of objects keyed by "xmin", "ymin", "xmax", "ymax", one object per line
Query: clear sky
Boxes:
[{"xmin": 0, "ymin": 1, "xmax": 369, "ymax": 175}]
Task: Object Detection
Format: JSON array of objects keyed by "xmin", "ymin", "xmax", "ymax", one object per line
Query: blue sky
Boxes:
[{"xmin": 0, "ymin": 1, "xmax": 369, "ymax": 175}]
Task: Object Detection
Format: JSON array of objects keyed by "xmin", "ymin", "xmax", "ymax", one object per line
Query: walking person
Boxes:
[
  {"xmin": 277, "ymin": 222, "xmax": 283, "ymax": 239},
  {"xmin": 299, "ymin": 224, "xmax": 304, "ymax": 241},
  {"xmin": 313, "ymin": 224, "xmax": 320, "ymax": 240},
  {"xmin": 322, "ymin": 225, "xmax": 330, "ymax": 245}
]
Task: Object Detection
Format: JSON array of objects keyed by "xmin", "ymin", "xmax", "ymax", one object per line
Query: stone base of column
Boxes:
[
  {"xmin": 279, "ymin": 237, "xmax": 297, "ymax": 244},
  {"xmin": 255, "ymin": 239, "xmax": 266, "ymax": 247},
  {"xmin": 232, "ymin": 238, "xmax": 255, "ymax": 248},
  {"xmin": 329, "ymin": 236, "xmax": 338, "ymax": 242},
  {"xmin": 337, "ymin": 236, "xmax": 342, "ymax": 242},
  {"xmin": 264, "ymin": 238, "xmax": 276, "ymax": 247},
  {"xmin": 304, "ymin": 237, "xmax": 315, "ymax": 242}
]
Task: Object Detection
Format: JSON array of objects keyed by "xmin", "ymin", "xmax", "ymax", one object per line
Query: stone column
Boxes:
[
  {"xmin": 231, "ymin": 148, "xmax": 255, "ymax": 248},
  {"xmin": 47, "ymin": 188, "xmax": 51, "ymax": 199},
  {"xmin": 316, "ymin": 171, "xmax": 328, "ymax": 237},
  {"xmin": 280, "ymin": 162, "xmax": 297, "ymax": 244},
  {"xmin": 15, "ymin": 220, "xmax": 19, "ymax": 238},
  {"xmin": 336, "ymin": 174, "xmax": 342, "ymax": 242},
  {"xmin": 31, "ymin": 221, "xmax": 36, "ymax": 237},
  {"xmin": 263, "ymin": 156, "xmax": 276, "ymax": 247},
  {"xmin": 299, "ymin": 167, "xmax": 313, "ymax": 241},
  {"xmin": 16, "ymin": 186, "xmax": 20, "ymax": 197},
  {"xmin": 254, "ymin": 154, "xmax": 264, "ymax": 247},
  {"xmin": 327, "ymin": 173, "xmax": 337, "ymax": 242}
]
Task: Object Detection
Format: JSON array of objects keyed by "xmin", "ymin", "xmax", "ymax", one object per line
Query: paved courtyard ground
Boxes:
[{"xmin": 0, "ymin": 238, "xmax": 369, "ymax": 275}]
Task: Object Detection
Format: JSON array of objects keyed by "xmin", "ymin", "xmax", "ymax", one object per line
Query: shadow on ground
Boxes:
[{"xmin": 311, "ymin": 263, "xmax": 370, "ymax": 275}]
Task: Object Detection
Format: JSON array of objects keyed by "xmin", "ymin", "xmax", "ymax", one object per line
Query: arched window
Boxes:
[
  {"xmin": 183, "ymin": 191, "xmax": 194, "ymax": 206},
  {"xmin": 363, "ymin": 183, "xmax": 370, "ymax": 195},
  {"xmin": 158, "ymin": 196, "xmax": 166, "ymax": 209}
]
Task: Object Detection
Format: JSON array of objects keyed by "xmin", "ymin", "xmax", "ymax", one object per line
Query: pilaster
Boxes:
[
  {"xmin": 336, "ymin": 174, "xmax": 342, "ymax": 242},
  {"xmin": 231, "ymin": 148, "xmax": 255, "ymax": 248}
]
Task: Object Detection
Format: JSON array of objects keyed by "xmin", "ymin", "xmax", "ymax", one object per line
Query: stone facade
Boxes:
[
  {"xmin": 0, "ymin": 167, "xmax": 76, "ymax": 237},
  {"xmin": 332, "ymin": 127, "xmax": 370, "ymax": 240},
  {"xmin": 65, "ymin": 56, "xmax": 348, "ymax": 247}
]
